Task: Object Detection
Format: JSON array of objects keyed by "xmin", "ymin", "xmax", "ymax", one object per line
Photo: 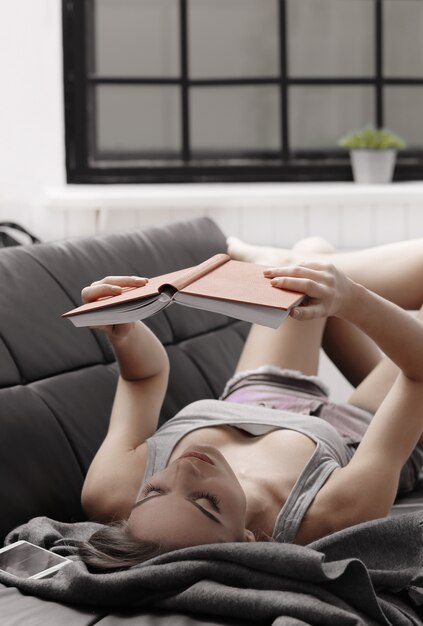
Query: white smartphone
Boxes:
[{"xmin": 0, "ymin": 540, "xmax": 72, "ymax": 579}]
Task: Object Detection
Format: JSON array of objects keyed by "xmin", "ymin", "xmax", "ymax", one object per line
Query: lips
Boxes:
[{"xmin": 180, "ymin": 451, "xmax": 214, "ymax": 465}]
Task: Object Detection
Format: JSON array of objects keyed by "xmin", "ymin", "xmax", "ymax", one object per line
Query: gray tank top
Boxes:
[{"xmin": 140, "ymin": 399, "xmax": 354, "ymax": 543}]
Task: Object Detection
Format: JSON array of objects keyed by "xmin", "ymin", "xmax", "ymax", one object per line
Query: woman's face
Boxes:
[{"xmin": 127, "ymin": 444, "xmax": 255, "ymax": 547}]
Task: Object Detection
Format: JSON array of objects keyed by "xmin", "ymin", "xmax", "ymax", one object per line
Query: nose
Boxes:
[{"xmin": 174, "ymin": 457, "xmax": 204, "ymax": 481}]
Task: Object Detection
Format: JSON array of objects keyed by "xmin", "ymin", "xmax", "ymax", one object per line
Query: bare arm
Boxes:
[
  {"xmin": 107, "ymin": 320, "xmax": 169, "ymax": 446},
  {"xmin": 80, "ymin": 276, "xmax": 169, "ymax": 521},
  {"xmin": 267, "ymin": 262, "xmax": 423, "ymax": 538}
]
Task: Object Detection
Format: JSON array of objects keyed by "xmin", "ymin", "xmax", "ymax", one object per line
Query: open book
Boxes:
[{"xmin": 63, "ymin": 254, "xmax": 303, "ymax": 329}]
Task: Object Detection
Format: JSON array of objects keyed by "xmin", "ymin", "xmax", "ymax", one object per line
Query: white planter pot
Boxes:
[{"xmin": 350, "ymin": 149, "xmax": 397, "ymax": 184}]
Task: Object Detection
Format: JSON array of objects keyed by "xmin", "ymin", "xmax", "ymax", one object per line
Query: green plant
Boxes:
[{"xmin": 338, "ymin": 126, "xmax": 405, "ymax": 150}]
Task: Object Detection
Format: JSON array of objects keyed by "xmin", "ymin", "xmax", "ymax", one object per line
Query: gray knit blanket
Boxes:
[{"xmin": 1, "ymin": 512, "xmax": 423, "ymax": 625}]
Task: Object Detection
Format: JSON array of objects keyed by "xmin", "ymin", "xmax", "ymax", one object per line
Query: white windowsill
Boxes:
[
  {"xmin": 45, "ymin": 181, "xmax": 423, "ymax": 232},
  {"xmin": 46, "ymin": 181, "xmax": 423, "ymax": 210}
]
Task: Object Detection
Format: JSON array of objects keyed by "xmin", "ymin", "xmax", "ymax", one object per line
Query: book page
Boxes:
[
  {"xmin": 173, "ymin": 292, "xmax": 288, "ymax": 328},
  {"xmin": 67, "ymin": 292, "xmax": 172, "ymax": 327}
]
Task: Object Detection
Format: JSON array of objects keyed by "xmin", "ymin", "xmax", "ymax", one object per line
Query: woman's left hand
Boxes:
[
  {"xmin": 264, "ymin": 261, "xmax": 354, "ymax": 321},
  {"xmin": 81, "ymin": 275, "xmax": 149, "ymax": 339}
]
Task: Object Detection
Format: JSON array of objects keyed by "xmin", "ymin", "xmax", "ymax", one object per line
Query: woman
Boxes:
[{"xmin": 78, "ymin": 238, "xmax": 423, "ymax": 570}]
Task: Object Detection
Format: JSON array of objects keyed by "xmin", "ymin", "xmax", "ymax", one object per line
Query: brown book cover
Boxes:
[{"xmin": 63, "ymin": 254, "xmax": 303, "ymax": 328}]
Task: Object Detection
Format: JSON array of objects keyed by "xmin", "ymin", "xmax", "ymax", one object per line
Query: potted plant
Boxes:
[{"xmin": 338, "ymin": 125, "xmax": 405, "ymax": 184}]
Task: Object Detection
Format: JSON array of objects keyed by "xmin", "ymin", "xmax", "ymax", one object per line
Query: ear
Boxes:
[{"xmin": 243, "ymin": 529, "xmax": 256, "ymax": 542}]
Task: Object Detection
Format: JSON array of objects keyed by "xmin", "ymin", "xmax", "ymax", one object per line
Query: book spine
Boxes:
[{"xmin": 168, "ymin": 254, "xmax": 230, "ymax": 291}]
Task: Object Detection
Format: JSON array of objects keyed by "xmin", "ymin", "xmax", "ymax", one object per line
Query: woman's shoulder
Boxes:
[{"xmin": 82, "ymin": 444, "xmax": 149, "ymax": 522}]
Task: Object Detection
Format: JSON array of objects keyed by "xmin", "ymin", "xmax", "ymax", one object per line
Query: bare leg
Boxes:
[
  {"xmin": 322, "ymin": 318, "xmax": 382, "ymax": 388},
  {"xmin": 324, "ymin": 240, "xmax": 423, "ymax": 309},
  {"xmin": 234, "ymin": 236, "xmax": 385, "ymax": 385},
  {"xmin": 347, "ymin": 357, "xmax": 398, "ymax": 413},
  {"xmin": 231, "ymin": 236, "xmax": 423, "ymax": 449},
  {"xmin": 227, "ymin": 236, "xmax": 335, "ymax": 266},
  {"xmin": 235, "ymin": 239, "xmax": 338, "ymax": 374},
  {"xmin": 232, "ymin": 236, "xmax": 423, "ymax": 425},
  {"xmin": 229, "ymin": 236, "xmax": 423, "ymax": 310},
  {"xmin": 348, "ymin": 304, "xmax": 423, "ymax": 415},
  {"xmin": 235, "ymin": 316, "xmax": 326, "ymax": 376}
]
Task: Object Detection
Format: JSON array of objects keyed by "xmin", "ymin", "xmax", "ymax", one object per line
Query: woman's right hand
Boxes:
[
  {"xmin": 81, "ymin": 275, "xmax": 148, "ymax": 339},
  {"xmin": 264, "ymin": 261, "xmax": 356, "ymax": 321}
]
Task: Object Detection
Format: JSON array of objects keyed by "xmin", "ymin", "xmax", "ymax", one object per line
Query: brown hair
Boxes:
[
  {"xmin": 77, "ymin": 521, "xmax": 274, "ymax": 572},
  {"xmin": 77, "ymin": 520, "xmax": 169, "ymax": 571}
]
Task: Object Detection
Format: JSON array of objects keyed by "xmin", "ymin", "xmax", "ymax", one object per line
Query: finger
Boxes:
[
  {"xmin": 264, "ymin": 263, "xmax": 333, "ymax": 279},
  {"xmin": 81, "ymin": 283, "xmax": 123, "ymax": 303},
  {"xmin": 290, "ymin": 303, "xmax": 327, "ymax": 321},
  {"xmin": 264, "ymin": 265, "xmax": 295, "ymax": 277},
  {"xmin": 270, "ymin": 275, "xmax": 329, "ymax": 299},
  {"xmin": 91, "ymin": 276, "xmax": 148, "ymax": 287},
  {"xmin": 296, "ymin": 260, "xmax": 335, "ymax": 271}
]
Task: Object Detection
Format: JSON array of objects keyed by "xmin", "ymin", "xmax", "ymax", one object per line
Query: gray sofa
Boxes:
[{"xmin": 0, "ymin": 217, "xmax": 422, "ymax": 625}]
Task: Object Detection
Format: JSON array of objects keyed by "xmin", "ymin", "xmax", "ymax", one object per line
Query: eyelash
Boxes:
[
  {"xmin": 192, "ymin": 491, "xmax": 221, "ymax": 511},
  {"xmin": 142, "ymin": 483, "xmax": 221, "ymax": 511},
  {"xmin": 143, "ymin": 483, "xmax": 164, "ymax": 496}
]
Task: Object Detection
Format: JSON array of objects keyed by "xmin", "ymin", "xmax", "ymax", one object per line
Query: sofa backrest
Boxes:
[{"xmin": 0, "ymin": 217, "xmax": 248, "ymax": 543}]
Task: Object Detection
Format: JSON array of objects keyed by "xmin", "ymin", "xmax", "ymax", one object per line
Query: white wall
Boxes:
[
  {"xmin": 2, "ymin": 2, "xmax": 422, "ymax": 402},
  {"xmin": 2, "ymin": 0, "xmax": 423, "ymax": 258},
  {"xmin": 0, "ymin": 0, "xmax": 66, "ymax": 240}
]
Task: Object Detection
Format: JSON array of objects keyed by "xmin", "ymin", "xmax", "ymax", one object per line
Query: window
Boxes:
[{"xmin": 63, "ymin": 0, "xmax": 423, "ymax": 183}]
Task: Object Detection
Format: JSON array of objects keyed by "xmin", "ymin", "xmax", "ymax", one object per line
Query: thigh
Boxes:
[
  {"xmin": 235, "ymin": 316, "xmax": 326, "ymax": 376},
  {"xmin": 347, "ymin": 358, "xmax": 399, "ymax": 414},
  {"xmin": 348, "ymin": 308, "xmax": 422, "ymax": 414},
  {"xmin": 323, "ymin": 317, "xmax": 382, "ymax": 388}
]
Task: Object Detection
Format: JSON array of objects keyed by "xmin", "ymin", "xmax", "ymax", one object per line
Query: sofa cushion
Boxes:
[{"xmin": 0, "ymin": 217, "xmax": 248, "ymax": 543}]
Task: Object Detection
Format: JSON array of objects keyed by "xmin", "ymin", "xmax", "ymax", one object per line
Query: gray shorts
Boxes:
[{"xmin": 221, "ymin": 365, "xmax": 423, "ymax": 495}]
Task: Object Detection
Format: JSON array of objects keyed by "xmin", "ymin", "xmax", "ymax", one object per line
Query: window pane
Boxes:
[
  {"xmin": 93, "ymin": 86, "xmax": 181, "ymax": 156},
  {"xmin": 191, "ymin": 87, "xmax": 280, "ymax": 152},
  {"xmin": 289, "ymin": 87, "xmax": 374, "ymax": 150},
  {"xmin": 92, "ymin": 0, "xmax": 179, "ymax": 77},
  {"xmin": 385, "ymin": 87, "xmax": 423, "ymax": 148},
  {"xmin": 384, "ymin": 0, "xmax": 423, "ymax": 77},
  {"xmin": 287, "ymin": 0, "xmax": 374, "ymax": 77},
  {"xmin": 189, "ymin": 0, "xmax": 279, "ymax": 79}
]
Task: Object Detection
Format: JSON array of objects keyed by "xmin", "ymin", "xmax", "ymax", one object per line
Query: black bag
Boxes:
[{"xmin": 0, "ymin": 222, "xmax": 40, "ymax": 248}]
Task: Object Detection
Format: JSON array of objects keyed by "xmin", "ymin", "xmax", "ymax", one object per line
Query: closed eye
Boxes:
[
  {"xmin": 142, "ymin": 483, "xmax": 166, "ymax": 497},
  {"xmin": 132, "ymin": 486, "xmax": 223, "ymax": 525},
  {"xmin": 141, "ymin": 484, "xmax": 220, "ymax": 512},
  {"xmin": 191, "ymin": 491, "xmax": 221, "ymax": 513}
]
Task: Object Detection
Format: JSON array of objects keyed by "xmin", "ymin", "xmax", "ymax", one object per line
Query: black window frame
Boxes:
[{"xmin": 63, "ymin": 0, "xmax": 423, "ymax": 184}]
